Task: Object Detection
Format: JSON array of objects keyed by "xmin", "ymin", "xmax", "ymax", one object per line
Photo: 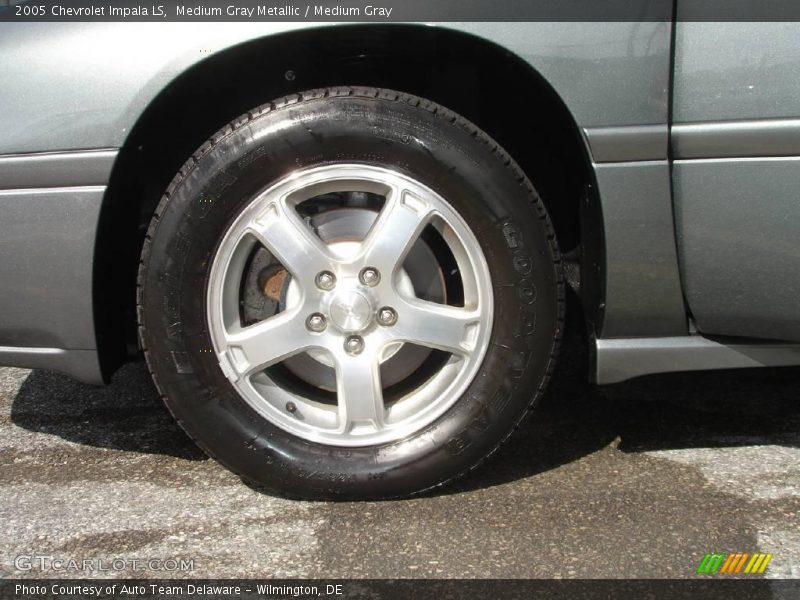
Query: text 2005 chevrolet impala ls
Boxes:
[{"xmin": 2, "ymin": 15, "xmax": 800, "ymax": 499}]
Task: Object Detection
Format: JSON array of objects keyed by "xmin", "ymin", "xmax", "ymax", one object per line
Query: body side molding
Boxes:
[
  {"xmin": 0, "ymin": 347, "xmax": 102, "ymax": 384},
  {"xmin": 672, "ymin": 118, "xmax": 800, "ymax": 159},
  {"xmin": 0, "ymin": 149, "xmax": 118, "ymax": 190},
  {"xmin": 595, "ymin": 335, "xmax": 800, "ymax": 384},
  {"xmin": 583, "ymin": 125, "xmax": 668, "ymax": 163}
]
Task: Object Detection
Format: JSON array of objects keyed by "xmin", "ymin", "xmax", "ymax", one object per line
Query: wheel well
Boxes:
[{"xmin": 95, "ymin": 24, "xmax": 595, "ymax": 378}]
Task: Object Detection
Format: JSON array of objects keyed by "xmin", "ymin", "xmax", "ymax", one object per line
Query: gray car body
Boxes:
[{"xmin": 2, "ymin": 19, "xmax": 800, "ymax": 385}]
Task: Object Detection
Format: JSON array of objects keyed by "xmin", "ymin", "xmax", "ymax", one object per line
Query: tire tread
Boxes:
[{"xmin": 136, "ymin": 86, "xmax": 565, "ymax": 499}]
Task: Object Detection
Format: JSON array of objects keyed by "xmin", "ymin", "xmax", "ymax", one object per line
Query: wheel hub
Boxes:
[{"xmin": 327, "ymin": 287, "xmax": 373, "ymax": 333}]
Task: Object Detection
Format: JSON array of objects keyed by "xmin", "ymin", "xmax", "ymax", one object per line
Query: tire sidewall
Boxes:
[{"xmin": 140, "ymin": 91, "xmax": 561, "ymax": 498}]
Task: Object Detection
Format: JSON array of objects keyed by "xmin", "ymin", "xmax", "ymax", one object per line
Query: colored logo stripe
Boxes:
[
  {"xmin": 697, "ymin": 552, "xmax": 773, "ymax": 575},
  {"xmin": 745, "ymin": 553, "xmax": 773, "ymax": 574}
]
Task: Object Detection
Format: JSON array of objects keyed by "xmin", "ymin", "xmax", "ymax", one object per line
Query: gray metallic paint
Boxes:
[
  {"xmin": 0, "ymin": 149, "xmax": 118, "ymax": 190},
  {"xmin": 671, "ymin": 20, "xmax": 800, "ymax": 345},
  {"xmin": 673, "ymin": 119, "xmax": 800, "ymax": 159},
  {"xmin": 0, "ymin": 149, "xmax": 110, "ymax": 382},
  {"xmin": 0, "ymin": 21, "xmax": 686, "ymax": 383},
  {"xmin": 0, "ymin": 22, "xmax": 672, "ymax": 154},
  {"xmin": 583, "ymin": 125, "xmax": 668, "ymax": 163},
  {"xmin": 0, "ymin": 186, "xmax": 104, "ymax": 350},
  {"xmin": 673, "ymin": 157, "xmax": 800, "ymax": 342},
  {"xmin": 596, "ymin": 336, "xmax": 800, "ymax": 385},
  {"xmin": 592, "ymin": 160, "xmax": 687, "ymax": 337},
  {"xmin": 11, "ymin": 19, "xmax": 800, "ymax": 383},
  {"xmin": 613, "ymin": 20, "xmax": 800, "ymax": 381},
  {"xmin": 0, "ymin": 347, "xmax": 102, "ymax": 385},
  {"xmin": 673, "ymin": 22, "xmax": 800, "ymax": 124}
]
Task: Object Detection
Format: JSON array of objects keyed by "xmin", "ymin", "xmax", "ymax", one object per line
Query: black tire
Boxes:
[{"xmin": 137, "ymin": 87, "xmax": 563, "ymax": 500}]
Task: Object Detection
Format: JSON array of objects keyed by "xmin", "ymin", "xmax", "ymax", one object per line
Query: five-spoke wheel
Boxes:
[{"xmin": 207, "ymin": 165, "xmax": 493, "ymax": 446}]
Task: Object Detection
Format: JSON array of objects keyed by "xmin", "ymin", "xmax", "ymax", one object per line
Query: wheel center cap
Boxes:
[{"xmin": 328, "ymin": 290, "xmax": 373, "ymax": 332}]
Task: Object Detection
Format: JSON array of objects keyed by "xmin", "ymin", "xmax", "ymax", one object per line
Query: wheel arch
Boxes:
[{"xmin": 95, "ymin": 24, "xmax": 601, "ymax": 379}]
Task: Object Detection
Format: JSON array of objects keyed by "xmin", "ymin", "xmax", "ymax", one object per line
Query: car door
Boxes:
[{"xmin": 671, "ymin": 13, "xmax": 800, "ymax": 341}]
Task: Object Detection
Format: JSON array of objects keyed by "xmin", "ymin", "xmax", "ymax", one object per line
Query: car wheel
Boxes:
[{"xmin": 137, "ymin": 87, "xmax": 563, "ymax": 499}]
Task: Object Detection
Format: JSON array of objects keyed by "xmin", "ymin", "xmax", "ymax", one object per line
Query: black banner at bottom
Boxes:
[{"xmin": 3, "ymin": 579, "xmax": 800, "ymax": 600}]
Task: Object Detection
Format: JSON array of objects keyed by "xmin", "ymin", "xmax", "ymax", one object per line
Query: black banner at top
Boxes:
[{"xmin": 3, "ymin": 0, "xmax": 800, "ymax": 22}]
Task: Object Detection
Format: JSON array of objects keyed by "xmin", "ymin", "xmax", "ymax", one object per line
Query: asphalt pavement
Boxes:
[{"xmin": 1, "ymin": 341, "xmax": 798, "ymax": 580}]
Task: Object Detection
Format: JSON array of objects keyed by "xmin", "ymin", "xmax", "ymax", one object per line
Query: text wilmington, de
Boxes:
[{"xmin": 175, "ymin": 5, "xmax": 394, "ymax": 17}]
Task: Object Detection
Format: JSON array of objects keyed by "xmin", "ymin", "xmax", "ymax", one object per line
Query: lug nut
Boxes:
[
  {"xmin": 344, "ymin": 335, "xmax": 365, "ymax": 355},
  {"xmin": 359, "ymin": 267, "xmax": 380, "ymax": 287},
  {"xmin": 377, "ymin": 306, "xmax": 398, "ymax": 327},
  {"xmin": 315, "ymin": 271, "xmax": 336, "ymax": 291},
  {"xmin": 306, "ymin": 313, "xmax": 327, "ymax": 332}
]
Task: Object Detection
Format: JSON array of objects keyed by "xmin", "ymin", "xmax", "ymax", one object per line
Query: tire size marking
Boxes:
[{"xmin": 498, "ymin": 219, "xmax": 538, "ymax": 339}]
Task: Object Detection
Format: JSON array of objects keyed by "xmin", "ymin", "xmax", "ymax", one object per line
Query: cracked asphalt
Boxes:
[{"xmin": 1, "ymin": 340, "xmax": 798, "ymax": 580}]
